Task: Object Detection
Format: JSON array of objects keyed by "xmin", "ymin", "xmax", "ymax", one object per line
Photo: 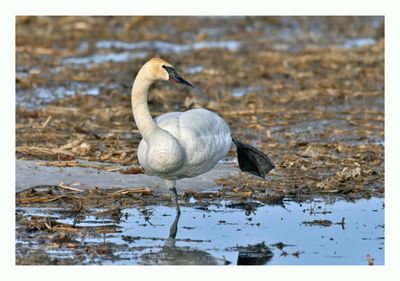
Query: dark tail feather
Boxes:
[{"xmin": 232, "ymin": 138, "xmax": 275, "ymax": 178}]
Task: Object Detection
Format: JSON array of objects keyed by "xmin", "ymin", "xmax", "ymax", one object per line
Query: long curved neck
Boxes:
[{"xmin": 131, "ymin": 71, "xmax": 159, "ymax": 141}]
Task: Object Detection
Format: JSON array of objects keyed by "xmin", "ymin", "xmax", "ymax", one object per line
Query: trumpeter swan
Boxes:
[{"xmin": 131, "ymin": 58, "xmax": 274, "ymax": 213}]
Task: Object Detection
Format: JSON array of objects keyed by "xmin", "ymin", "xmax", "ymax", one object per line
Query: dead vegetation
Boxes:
[
  {"xmin": 33, "ymin": 160, "xmax": 144, "ymax": 173},
  {"xmin": 17, "ymin": 185, "xmax": 153, "ymax": 209},
  {"xmin": 15, "ymin": 17, "xmax": 384, "ymax": 265},
  {"xmin": 15, "ymin": 14, "xmax": 384, "ymax": 212}
]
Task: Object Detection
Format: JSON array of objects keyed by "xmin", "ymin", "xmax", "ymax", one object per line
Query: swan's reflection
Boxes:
[
  {"xmin": 138, "ymin": 209, "xmax": 274, "ymax": 265},
  {"xmin": 139, "ymin": 210, "xmax": 220, "ymax": 265}
]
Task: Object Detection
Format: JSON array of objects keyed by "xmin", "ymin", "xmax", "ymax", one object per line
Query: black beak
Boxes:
[{"xmin": 162, "ymin": 65, "xmax": 193, "ymax": 88}]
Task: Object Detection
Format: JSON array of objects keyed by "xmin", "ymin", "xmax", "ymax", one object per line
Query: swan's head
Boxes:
[{"xmin": 142, "ymin": 57, "xmax": 193, "ymax": 88}]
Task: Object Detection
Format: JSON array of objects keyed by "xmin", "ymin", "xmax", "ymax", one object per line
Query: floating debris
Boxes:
[{"xmin": 302, "ymin": 219, "xmax": 333, "ymax": 227}]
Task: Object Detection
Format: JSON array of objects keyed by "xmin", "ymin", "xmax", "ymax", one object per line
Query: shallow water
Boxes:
[
  {"xmin": 61, "ymin": 39, "xmax": 241, "ymax": 68},
  {"xmin": 15, "ymin": 16, "xmax": 385, "ymax": 266},
  {"xmin": 95, "ymin": 40, "xmax": 242, "ymax": 53},
  {"xmin": 15, "ymin": 81, "xmax": 125, "ymax": 110},
  {"xmin": 341, "ymin": 38, "xmax": 377, "ymax": 49},
  {"xmin": 231, "ymin": 86, "xmax": 266, "ymax": 97},
  {"xmin": 16, "ymin": 197, "xmax": 384, "ymax": 265},
  {"xmin": 62, "ymin": 51, "xmax": 148, "ymax": 66}
]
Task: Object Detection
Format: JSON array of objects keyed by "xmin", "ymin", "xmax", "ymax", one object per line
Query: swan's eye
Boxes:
[{"xmin": 162, "ymin": 65, "xmax": 174, "ymax": 71}]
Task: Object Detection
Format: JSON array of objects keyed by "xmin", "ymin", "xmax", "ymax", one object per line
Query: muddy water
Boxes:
[
  {"xmin": 16, "ymin": 16, "xmax": 384, "ymax": 265},
  {"xmin": 16, "ymin": 197, "xmax": 383, "ymax": 265}
]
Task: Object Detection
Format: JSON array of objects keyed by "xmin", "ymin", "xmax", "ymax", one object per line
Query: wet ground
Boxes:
[
  {"xmin": 16, "ymin": 189, "xmax": 384, "ymax": 265},
  {"xmin": 15, "ymin": 16, "xmax": 384, "ymax": 265}
]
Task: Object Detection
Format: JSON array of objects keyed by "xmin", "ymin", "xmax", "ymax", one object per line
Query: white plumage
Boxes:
[
  {"xmin": 138, "ymin": 108, "xmax": 231, "ymax": 180},
  {"xmin": 131, "ymin": 57, "xmax": 274, "ymax": 213},
  {"xmin": 130, "ymin": 57, "xmax": 233, "ymax": 213}
]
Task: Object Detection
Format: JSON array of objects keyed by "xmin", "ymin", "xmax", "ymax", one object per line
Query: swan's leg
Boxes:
[
  {"xmin": 169, "ymin": 209, "xmax": 181, "ymax": 239},
  {"xmin": 165, "ymin": 180, "xmax": 180, "ymax": 214},
  {"xmin": 164, "ymin": 208, "xmax": 181, "ymax": 248}
]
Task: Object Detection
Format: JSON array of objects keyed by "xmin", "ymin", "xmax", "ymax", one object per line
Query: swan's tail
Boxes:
[{"xmin": 232, "ymin": 138, "xmax": 275, "ymax": 178}]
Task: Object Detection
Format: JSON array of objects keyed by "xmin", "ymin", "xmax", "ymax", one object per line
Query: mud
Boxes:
[{"xmin": 15, "ymin": 16, "xmax": 384, "ymax": 265}]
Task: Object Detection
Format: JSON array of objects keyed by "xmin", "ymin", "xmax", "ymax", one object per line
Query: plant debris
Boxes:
[
  {"xmin": 302, "ymin": 219, "xmax": 333, "ymax": 227},
  {"xmin": 15, "ymin": 16, "xmax": 384, "ymax": 265}
]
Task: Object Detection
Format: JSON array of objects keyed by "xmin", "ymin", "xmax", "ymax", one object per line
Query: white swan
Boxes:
[{"xmin": 131, "ymin": 58, "xmax": 274, "ymax": 213}]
